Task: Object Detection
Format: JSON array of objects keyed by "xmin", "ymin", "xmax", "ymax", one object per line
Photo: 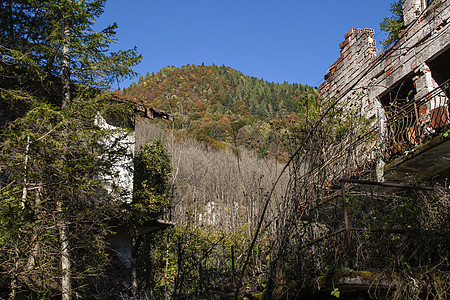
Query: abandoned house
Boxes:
[
  {"xmin": 96, "ymin": 101, "xmax": 173, "ymax": 295},
  {"xmin": 298, "ymin": 0, "xmax": 450, "ymax": 298},
  {"xmin": 319, "ymin": 0, "xmax": 450, "ymax": 182}
]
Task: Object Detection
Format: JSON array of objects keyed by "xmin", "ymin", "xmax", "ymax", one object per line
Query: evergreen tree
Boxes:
[
  {"xmin": 0, "ymin": 98, "xmax": 136, "ymax": 298},
  {"xmin": 0, "ymin": 0, "xmax": 142, "ymax": 298},
  {"xmin": 0, "ymin": 0, "xmax": 141, "ymax": 108},
  {"xmin": 133, "ymin": 140, "xmax": 172, "ymax": 218},
  {"xmin": 131, "ymin": 140, "xmax": 172, "ymax": 295},
  {"xmin": 380, "ymin": 1, "xmax": 404, "ymax": 49}
]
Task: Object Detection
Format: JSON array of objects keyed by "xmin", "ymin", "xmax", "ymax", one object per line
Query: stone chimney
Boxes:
[{"xmin": 319, "ymin": 28, "xmax": 376, "ymax": 102}]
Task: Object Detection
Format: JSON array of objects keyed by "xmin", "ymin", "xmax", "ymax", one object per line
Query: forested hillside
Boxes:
[{"xmin": 115, "ymin": 64, "xmax": 319, "ymax": 159}]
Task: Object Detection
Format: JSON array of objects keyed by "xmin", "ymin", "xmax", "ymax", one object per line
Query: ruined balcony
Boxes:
[
  {"xmin": 381, "ymin": 79, "xmax": 450, "ymax": 182},
  {"xmin": 383, "ymin": 79, "xmax": 449, "ymax": 151}
]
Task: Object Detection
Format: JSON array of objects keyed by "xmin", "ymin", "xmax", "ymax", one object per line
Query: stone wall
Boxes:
[
  {"xmin": 319, "ymin": 0, "xmax": 450, "ymax": 120},
  {"xmin": 94, "ymin": 113, "xmax": 135, "ymax": 204},
  {"xmin": 319, "ymin": 28, "xmax": 377, "ymax": 115}
]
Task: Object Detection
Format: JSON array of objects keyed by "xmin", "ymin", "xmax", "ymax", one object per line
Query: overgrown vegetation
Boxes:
[
  {"xmin": 132, "ymin": 140, "xmax": 172, "ymax": 219},
  {"xmin": 0, "ymin": 0, "xmax": 142, "ymax": 298},
  {"xmin": 136, "ymin": 88, "xmax": 449, "ymax": 299},
  {"xmin": 1, "ymin": 0, "xmax": 448, "ymax": 299}
]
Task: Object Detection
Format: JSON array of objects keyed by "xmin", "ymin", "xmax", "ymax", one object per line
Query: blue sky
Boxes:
[{"xmin": 96, "ymin": 0, "xmax": 392, "ymax": 89}]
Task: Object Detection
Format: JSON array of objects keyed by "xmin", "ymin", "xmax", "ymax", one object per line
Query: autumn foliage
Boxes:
[{"xmin": 115, "ymin": 64, "xmax": 319, "ymax": 159}]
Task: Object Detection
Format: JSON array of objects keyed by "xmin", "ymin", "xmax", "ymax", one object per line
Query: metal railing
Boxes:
[
  {"xmin": 384, "ymin": 79, "xmax": 450, "ymax": 154},
  {"xmin": 302, "ymin": 179, "xmax": 449, "ymax": 270}
]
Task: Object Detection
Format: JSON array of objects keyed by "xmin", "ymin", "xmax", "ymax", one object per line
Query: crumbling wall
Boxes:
[
  {"xmin": 95, "ymin": 113, "xmax": 135, "ymax": 204},
  {"xmin": 319, "ymin": 28, "xmax": 378, "ymax": 116},
  {"xmin": 403, "ymin": 0, "xmax": 428, "ymax": 26},
  {"xmin": 319, "ymin": 0, "xmax": 450, "ymax": 121}
]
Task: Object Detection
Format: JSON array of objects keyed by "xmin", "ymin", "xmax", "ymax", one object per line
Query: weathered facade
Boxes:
[
  {"xmin": 320, "ymin": 0, "xmax": 449, "ymax": 116},
  {"xmin": 319, "ymin": 0, "xmax": 450, "ymax": 182},
  {"xmin": 97, "ymin": 103, "xmax": 173, "ymax": 295},
  {"xmin": 303, "ymin": 1, "xmax": 450, "ymax": 298}
]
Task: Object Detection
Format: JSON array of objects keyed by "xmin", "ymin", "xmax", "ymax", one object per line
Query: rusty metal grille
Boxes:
[{"xmin": 384, "ymin": 79, "xmax": 450, "ymax": 154}]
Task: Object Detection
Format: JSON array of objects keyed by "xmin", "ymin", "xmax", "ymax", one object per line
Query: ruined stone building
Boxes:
[
  {"xmin": 296, "ymin": 1, "xmax": 450, "ymax": 298},
  {"xmin": 319, "ymin": 0, "xmax": 450, "ymax": 182}
]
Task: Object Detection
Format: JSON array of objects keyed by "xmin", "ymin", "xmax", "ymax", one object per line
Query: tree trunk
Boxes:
[
  {"xmin": 58, "ymin": 202, "xmax": 71, "ymax": 300},
  {"xmin": 26, "ymin": 185, "xmax": 42, "ymax": 271},
  {"xmin": 21, "ymin": 136, "xmax": 30, "ymax": 209},
  {"xmin": 8, "ymin": 261, "xmax": 18, "ymax": 300},
  {"xmin": 60, "ymin": 3, "xmax": 72, "ymax": 298},
  {"xmin": 61, "ymin": 2, "xmax": 71, "ymax": 110},
  {"xmin": 131, "ymin": 257, "xmax": 139, "ymax": 299},
  {"xmin": 60, "ymin": 227, "xmax": 71, "ymax": 300}
]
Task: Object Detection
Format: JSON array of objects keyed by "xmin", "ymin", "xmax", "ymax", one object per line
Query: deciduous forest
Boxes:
[{"xmin": 116, "ymin": 64, "xmax": 319, "ymax": 160}]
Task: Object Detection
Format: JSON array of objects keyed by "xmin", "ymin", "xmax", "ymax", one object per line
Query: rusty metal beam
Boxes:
[
  {"xmin": 341, "ymin": 178, "xmax": 436, "ymax": 191},
  {"xmin": 108, "ymin": 96, "xmax": 173, "ymax": 121},
  {"xmin": 341, "ymin": 181, "xmax": 353, "ymax": 263},
  {"xmin": 304, "ymin": 227, "xmax": 346, "ymax": 248}
]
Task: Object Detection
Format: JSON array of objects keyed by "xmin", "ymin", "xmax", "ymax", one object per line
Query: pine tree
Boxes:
[
  {"xmin": 0, "ymin": 0, "xmax": 141, "ymax": 109},
  {"xmin": 380, "ymin": 1, "xmax": 404, "ymax": 49},
  {"xmin": 0, "ymin": 98, "xmax": 137, "ymax": 298},
  {"xmin": 0, "ymin": 0, "xmax": 142, "ymax": 298}
]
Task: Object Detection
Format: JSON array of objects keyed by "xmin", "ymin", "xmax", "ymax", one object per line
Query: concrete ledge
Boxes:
[{"xmin": 385, "ymin": 134, "xmax": 450, "ymax": 183}]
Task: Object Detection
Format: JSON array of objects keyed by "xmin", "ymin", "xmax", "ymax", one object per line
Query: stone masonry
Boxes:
[{"xmin": 319, "ymin": 0, "xmax": 450, "ymax": 120}]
